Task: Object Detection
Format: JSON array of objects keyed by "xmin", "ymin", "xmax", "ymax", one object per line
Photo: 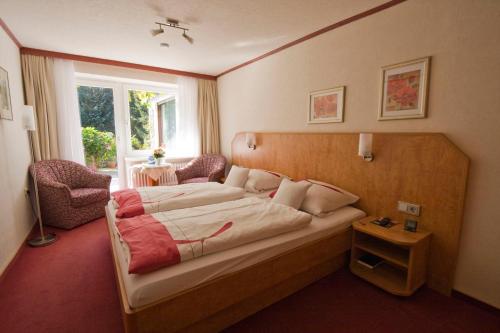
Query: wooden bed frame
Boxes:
[
  {"xmin": 107, "ymin": 206, "xmax": 352, "ymax": 333},
  {"xmin": 107, "ymin": 132, "xmax": 469, "ymax": 333}
]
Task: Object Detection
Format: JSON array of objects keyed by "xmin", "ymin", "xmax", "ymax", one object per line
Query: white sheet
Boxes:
[
  {"xmin": 108, "ymin": 202, "xmax": 365, "ymax": 308},
  {"xmin": 243, "ymin": 189, "xmax": 275, "ymax": 199}
]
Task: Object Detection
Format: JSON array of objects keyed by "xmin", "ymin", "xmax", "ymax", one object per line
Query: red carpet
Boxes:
[
  {"xmin": 0, "ymin": 218, "xmax": 123, "ymax": 333},
  {"xmin": 0, "ymin": 218, "xmax": 499, "ymax": 333}
]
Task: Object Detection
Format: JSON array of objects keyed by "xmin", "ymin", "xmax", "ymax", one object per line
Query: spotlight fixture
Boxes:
[
  {"xmin": 182, "ymin": 31, "xmax": 194, "ymax": 44},
  {"xmin": 151, "ymin": 17, "xmax": 194, "ymax": 46},
  {"xmin": 150, "ymin": 25, "xmax": 164, "ymax": 37}
]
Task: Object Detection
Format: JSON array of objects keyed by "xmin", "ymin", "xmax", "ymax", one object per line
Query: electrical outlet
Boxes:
[{"xmin": 398, "ymin": 201, "xmax": 421, "ymax": 216}]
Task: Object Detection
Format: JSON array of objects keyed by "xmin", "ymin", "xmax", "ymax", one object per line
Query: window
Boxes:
[
  {"xmin": 158, "ymin": 98, "xmax": 176, "ymax": 148},
  {"xmin": 127, "ymin": 89, "xmax": 157, "ymax": 151},
  {"xmin": 76, "ymin": 84, "xmax": 119, "ymax": 191},
  {"xmin": 125, "ymin": 86, "xmax": 175, "ymax": 155}
]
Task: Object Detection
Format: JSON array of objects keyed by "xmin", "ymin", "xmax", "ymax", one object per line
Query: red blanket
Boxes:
[{"xmin": 112, "ymin": 189, "xmax": 145, "ymax": 218}]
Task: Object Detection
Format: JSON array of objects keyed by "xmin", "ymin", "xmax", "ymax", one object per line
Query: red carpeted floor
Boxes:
[{"xmin": 0, "ymin": 218, "xmax": 499, "ymax": 333}]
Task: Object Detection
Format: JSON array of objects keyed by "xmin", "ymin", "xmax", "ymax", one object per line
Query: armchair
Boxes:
[
  {"xmin": 30, "ymin": 160, "xmax": 111, "ymax": 229},
  {"xmin": 175, "ymin": 154, "xmax": 226, "ymax": 184}
]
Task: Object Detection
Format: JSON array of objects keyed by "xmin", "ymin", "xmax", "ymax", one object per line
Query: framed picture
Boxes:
[
  {"xmin": 404, "ymin": 219, "xmax": 418, "ymax": 233},
  {"xmin": 0, "ymin": 66, "xmax": 13, "ymax": 121},
  {"xmin": 308, "ymin": 86, "xmax": 345, "ymax": 124},
  {"xmin": 378, "ymin": 57, "xmax": 430, "ymax": 120}
]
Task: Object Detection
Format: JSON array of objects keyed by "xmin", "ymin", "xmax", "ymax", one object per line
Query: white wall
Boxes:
[
  {"xmin": 218, "ymin": 0, "xmax": 500, "ymax": 308},
  {"xmin": 0, "ymin": 29, "xmax": 34, "ymax": 274}
]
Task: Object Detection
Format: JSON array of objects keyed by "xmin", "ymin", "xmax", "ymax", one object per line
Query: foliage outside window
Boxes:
[
  {"xmin": 128, "ymin": 90, "xmax": 158, "ymax": 151},
  {"xmin": 81, "ymin": 127, "xmax": 116, "ymax": 169},
  {"xmin": 78, "ymin": 86, "xmax": 115, "ymax": 133}
]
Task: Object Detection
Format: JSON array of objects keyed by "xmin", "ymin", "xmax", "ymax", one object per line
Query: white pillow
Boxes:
[
  {"xmin": 300, "ymin": 179, "xmax": 359, "ymax": 216},
  {"xmin": 272, "ymin": 178, "xmax": 312, "ymax": 209},
  {"xmin": 244, "ymin": 169, "xmax": 286, "ymax": 193},
  {"xmin": 224, "ymin": 166, "xmax": 250, "ymax": 188}
]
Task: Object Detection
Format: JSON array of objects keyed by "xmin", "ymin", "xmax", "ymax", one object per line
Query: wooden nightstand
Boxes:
[{"xmin": 350, "ymin": 216, "xmax": 431, "ymax": 296}]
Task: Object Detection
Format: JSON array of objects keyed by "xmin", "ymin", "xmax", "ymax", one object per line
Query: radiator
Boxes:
[{"xmin": 127, "ymin": 158, "xmax": 192, "ymax": 188}]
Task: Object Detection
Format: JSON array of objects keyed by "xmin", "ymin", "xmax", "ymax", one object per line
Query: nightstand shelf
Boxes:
[
  {"xmin": 351, "ymin": 261, "xmax": 407, "ymax": 293},
  {"xmin": 355, "ymin": 236, "xmax": 409, "ymax": 268},
  {"xmin": 350, "ymin": 216, "xmax": 431, "ymax": 296}
]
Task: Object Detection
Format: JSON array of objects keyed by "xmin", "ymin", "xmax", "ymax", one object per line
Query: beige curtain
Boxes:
[
  {"xmin": 21, "ymin": 54, "xmax": 59, "ymax": 161},
  {"xmin": 197, "ymin": 79, "xmax": 220, "ymax": 154}
]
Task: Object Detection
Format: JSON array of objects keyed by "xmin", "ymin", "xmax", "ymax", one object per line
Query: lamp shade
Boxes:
[
  {"xmin": 22, "ymin": 105, "xmax": 36, "ymax": 131},
  {"xmin": 245, "ymin": 132, "xmax": 256, "ymax": 149},
  {"xmin": 358, "ymin": 133, "xmax": 373, "ymax": 156}
]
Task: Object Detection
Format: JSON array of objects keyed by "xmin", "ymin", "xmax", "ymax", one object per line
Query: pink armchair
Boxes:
[
  {"xmin": 30, "ymin": 160, "xmax": 111, "ymax": 229},
  {"xmin": 175, "ymin": 154, "xmax": 226, "ymax": 184}
]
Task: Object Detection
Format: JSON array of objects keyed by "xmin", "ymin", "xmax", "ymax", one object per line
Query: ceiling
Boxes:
[{"xmin": 1, "ymin": 0, "xmax": 387, "ymax": 76}]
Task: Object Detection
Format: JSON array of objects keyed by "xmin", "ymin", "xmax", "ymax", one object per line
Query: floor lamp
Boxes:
[{"xmin": 23, "ymin": 105, "xmax": 57, "ymax": 247}]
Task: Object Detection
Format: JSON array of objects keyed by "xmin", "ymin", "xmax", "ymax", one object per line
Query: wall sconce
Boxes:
[
  {"xmin": 245, "ymin": 132, "xmax": 256, "ymax": 150},
  {"xmin": 358, "ymin": 133, "xmax": 374, "ymax": 162}
]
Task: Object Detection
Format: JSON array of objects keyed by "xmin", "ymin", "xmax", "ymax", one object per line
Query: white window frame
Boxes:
[
  {"xmin": 75, "ymin": 78, "xmax": 126, "ymax": 188},
  {"xmin": 75, "ymin": 74, "xmax": 178, "ymax": 190}
]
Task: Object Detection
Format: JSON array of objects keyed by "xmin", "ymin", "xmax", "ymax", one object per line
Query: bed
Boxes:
[
  {"xmin": 106, "ymin": 190, "xmax": 365, "ymax": 333},
  {"xmin": 111, "ymin": 182, "xmax": 245, "ymax": 218}
]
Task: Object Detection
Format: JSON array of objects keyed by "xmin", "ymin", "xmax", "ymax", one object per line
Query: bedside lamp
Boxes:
[
  {"xmin": 358, "ymin": 133, "xmax": 374, "ymax": 162},
  {"xmin": 23, "ymin": 105, "xmax": 57, "ymax": 247},
  {"xmin": 246, "ymin": 132, "xmax": 256, "ymax": 150}
]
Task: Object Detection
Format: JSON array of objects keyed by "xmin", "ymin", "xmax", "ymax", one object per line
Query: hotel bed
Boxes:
[
  {"xmin": 107, "ymin": 195, "xmax": 365, "ymax": 308},
  {"xmin": 106, "ymin": 185, "xmax": 365, "ymax": 333}
]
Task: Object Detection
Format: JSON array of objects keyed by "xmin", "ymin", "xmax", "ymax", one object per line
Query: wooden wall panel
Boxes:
[{"xmin": 232, "ymin": 132, "xmax": 469, "ymax": 295}]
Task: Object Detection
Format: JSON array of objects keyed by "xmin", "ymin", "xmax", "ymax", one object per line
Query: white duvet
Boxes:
[
  {"xmin": 115, "ymin": 197, "xmax": 312, "ymax": 274},
  {"xmin": 111, "ymin": 182, "xmax": 245, "ymax": 218}
]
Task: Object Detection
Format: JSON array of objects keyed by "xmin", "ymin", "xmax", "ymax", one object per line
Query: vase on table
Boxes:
[{"xmin": 155, "ymin": 158, "xmax": 161, "ymax": 165}]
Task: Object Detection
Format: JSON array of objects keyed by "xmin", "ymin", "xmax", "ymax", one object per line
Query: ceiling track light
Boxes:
[
  {"xmin": 150, "ymin": 24, "xmax": 164, "ymax": 36},
  {"xmin": 151, "ymin": 18, "xmax": 194, "ymax": 46}
]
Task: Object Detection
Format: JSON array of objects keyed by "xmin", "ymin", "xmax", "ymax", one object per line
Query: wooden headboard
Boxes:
[{"xmin": 232, "ymin": 132, "xmax": 469, "ymax": 295}]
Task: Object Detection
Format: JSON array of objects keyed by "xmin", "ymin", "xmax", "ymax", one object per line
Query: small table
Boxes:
[
  {"xmin": 135, "ymin": 163, "xmax": 172, "ymax": 186},
  {"xmin": 350, "ymin": 216, "xmax": 431, "ymax": 296}
]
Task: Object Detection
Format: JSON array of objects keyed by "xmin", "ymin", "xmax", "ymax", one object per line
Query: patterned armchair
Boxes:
[
  {"xmin": 30, "ymin": 160, "xmax": 112, "ymax": 229},
  {"xmin": 175, "ymin": 154, "xmax": 226, "ymax": 184}
]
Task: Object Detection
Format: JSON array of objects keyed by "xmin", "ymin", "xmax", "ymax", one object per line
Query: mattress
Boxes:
[{"xmin": 108, "ymin": 200, "xmax": 365, "ymax": 308}]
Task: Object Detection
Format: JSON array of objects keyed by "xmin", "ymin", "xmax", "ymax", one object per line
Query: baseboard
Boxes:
[
  {"xmin": 0, "ymin": 220, "xmax": 37, "ymax": 284},
  {"xmin": 452, "ymin": 289, "xmax": 500, "ymax": 314}
]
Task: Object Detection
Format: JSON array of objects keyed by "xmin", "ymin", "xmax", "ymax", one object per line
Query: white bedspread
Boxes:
[
  {"xmin": 111, "ymin": 182, "xmax": 245, "ymax": 218},
  {"xmin": 107, "ymin": 202, "xmax": 365, "ymax": 308},
  {"xmin": 115, "ymin": 198, "xmax": 312, "ymax": 274}
]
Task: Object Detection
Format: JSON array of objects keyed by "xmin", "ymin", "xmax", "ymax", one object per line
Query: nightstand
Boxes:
[{"xmin": 350, "ymin": 216, "xmax": 431, "ymax": 296}]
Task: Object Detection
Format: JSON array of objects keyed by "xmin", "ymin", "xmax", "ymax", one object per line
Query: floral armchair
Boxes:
[
  {"xmin": 30, "ymin": 160, "xmax": 111, "ymax": 229},
  {"xmin": 175, "ymin": 154, "xmax": 226, "ymax": 184}
]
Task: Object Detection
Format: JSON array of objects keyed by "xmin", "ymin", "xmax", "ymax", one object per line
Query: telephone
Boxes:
[{"xmin": 371, "ymin": 217, "xmax": 393, "ymax": 228}]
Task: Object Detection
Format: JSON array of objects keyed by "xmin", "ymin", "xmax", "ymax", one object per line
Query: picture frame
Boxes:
[
  {"xmin": 404, "ymin": 219, "xmax": 418, "ymax": 233},
  {"xmin": 0, "ymin": 66, "xmax": 13, "ymax": 121},
  {"xmin": 378, "ymin": 56, "xmax": 430, "ymax": 121},
  {"xmin": 308, "ymin": 86, "xmax": 345, "ymax": 124}
]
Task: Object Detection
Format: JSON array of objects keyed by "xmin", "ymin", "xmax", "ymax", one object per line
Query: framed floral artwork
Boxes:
[
  {"xmin": 308, "ymin": 86, "xmax": 345, "ymax": 124},
  {"xmin": 378, "ymin": 57, "xmax": 430, "ymax": 120},
  {"xmin": 0, "ymin": 66, "xmax": 13, "ymax": 121}
]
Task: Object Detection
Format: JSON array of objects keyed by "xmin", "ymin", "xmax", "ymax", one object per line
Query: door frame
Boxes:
[{"xmin": 75, "ymin": 78, "xmax": 127, "ymax": 189}]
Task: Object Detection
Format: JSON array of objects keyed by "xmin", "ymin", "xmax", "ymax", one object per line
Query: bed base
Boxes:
[{"xmin": 107, "ymin": 207, "xmax": 351, "ymax": 333}]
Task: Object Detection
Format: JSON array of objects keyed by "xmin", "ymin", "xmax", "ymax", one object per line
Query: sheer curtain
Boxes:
[
  {"xmin": 174, "ymin": 76, "xmax": 200, "ymax": 157},
  {"xmin": 53, "ymin": 59, "xmax": 85, "ymax": 164}
]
